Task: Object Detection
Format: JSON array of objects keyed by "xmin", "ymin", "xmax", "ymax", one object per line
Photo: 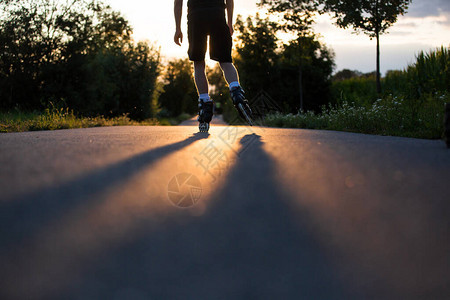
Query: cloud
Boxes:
[
  {"xmin": 407, "ymin": 0, "xmax": 450, "ymax": 18},
  {"xmin": 394, "ymin": 22, "xmax": 418, "ymax": 29},
  {"xmin": 388, "ymin": 31, "xmax": 413, "ymax": 36},
  {"xmin": 332, "ymin": 42, "xmax": 437, "ymax": 74}
]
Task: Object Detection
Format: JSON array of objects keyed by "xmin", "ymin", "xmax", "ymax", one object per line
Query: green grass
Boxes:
[
  {"xmin": 0, "ymin": 108, "xmax": 162, "ymax": 133},
  {"xmin": 158, "ymin": 112, "xmax": 194, "ymax": 126}
]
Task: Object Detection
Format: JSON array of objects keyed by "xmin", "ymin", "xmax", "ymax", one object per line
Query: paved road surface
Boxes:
[{"xmin": 0, "ymin": 122, "xmax": 449, "ymax": 299}]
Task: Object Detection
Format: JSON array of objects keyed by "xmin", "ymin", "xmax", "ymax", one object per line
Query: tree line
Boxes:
[
  {"xmin": 0, "ymin": 0, "xmax": 160, "ymax": 120},
  {"xmin": 1, "ymin": 0, "xmax": 412, "ymax": 120}
]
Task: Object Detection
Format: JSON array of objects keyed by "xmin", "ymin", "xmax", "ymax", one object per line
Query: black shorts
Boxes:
[{"xmin": 187, "ymin": 9, "xmax": 232, "ymax": 62}]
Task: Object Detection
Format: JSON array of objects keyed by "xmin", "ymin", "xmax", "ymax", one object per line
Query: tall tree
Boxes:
[
  {"xmin": 321, "ymin": 0, "xmax": 412, "ymax": 93},
  {"xmin": 280, "ymin": 36, "xmax": 335, "ymax": 112},
  {"xmin": 234, "ymin": 14, "xmax": 279, "ymax": 98},
  {"xmin": 233, "ymin": 13, "xmax": 335, "ymax": 113},
  {"xmin": 258, "ymin": 0, "xmax": 319, "ymax": 36},
  {"xmin": 257, "ymin": 0, "xmax": 324, "ymax": 111},
  {"xmin": 158, "ymin": 59, "xmax": 197, "ymax": 117}
]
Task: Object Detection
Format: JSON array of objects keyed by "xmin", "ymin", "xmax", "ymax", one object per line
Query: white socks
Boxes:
[
  {"xmin": 229, "ymin": 81, "xmax": 240, "ymax": 90},
  {"xmin": 199, "ymin": 93, "xmax": 212, "ymax": 102},
  {"xmin": 199, "ymin": 82, "xmax": 240, "ymax": 102}
]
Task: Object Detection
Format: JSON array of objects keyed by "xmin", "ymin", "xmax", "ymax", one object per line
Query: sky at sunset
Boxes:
[{"xmin": 107, "ymin": 0, "xmax": 449, "ymax": 75}]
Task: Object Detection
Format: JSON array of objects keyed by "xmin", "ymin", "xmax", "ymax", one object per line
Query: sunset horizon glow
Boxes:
[{"xmin": 108, "ymin": 0, "xmax": 449, "ymax": 74}]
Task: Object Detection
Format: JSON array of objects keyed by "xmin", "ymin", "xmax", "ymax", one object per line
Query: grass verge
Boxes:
[
  {"xmin": 265, "ymin": 95, "xmax": 448, "ymax": 140},
  {"xmin": 0, "ymin": 108, "xmax": 167, "ymax": 133}
]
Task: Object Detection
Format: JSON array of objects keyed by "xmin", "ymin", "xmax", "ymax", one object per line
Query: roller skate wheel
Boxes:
[{"xmin": 199, "ymin": 122, "xmax": 209, "ymax": 132}]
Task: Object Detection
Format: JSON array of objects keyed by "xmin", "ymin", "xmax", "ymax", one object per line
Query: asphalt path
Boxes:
[{"xmin": 0, "ymin": 121, "xmax": 449, "ymax": 299}]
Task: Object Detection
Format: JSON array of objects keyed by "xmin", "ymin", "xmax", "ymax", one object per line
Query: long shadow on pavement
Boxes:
[
  {"xmin": 0, "ymin": 132, "xmax": 210, "ymax": 252},
  {"xmin": 62, "ymin": 134, "xmax": 349, "ymax": 299}
]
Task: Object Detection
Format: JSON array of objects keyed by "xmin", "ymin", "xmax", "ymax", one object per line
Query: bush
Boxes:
[
  {"xmin": 331, "ymin": 75, "xmax": 378, "ymax": 107},
  {"xmin": 266, "ymin": 91, "xmax": 448, "ymax": 139},
  {"xmin": 331, "ymin": 46, "xmax": 449, "ymax": 111}
]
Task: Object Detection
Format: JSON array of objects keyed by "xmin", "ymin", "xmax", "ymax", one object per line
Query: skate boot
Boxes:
[
  {"xmin": 198, "ymin": 99, "xmax": 213, "ymax": 132},
  {"xmin": 231, "ymin": 86, "xmax": 253, "ymax": 126}
]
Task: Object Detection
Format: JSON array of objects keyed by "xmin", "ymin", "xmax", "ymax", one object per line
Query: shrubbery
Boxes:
[
  {"xmin": 267, "ymin": 47, "xmax": 450, "ymax": 139},
  {"xmin": 331, "ymin": 74, "xmax": 378, "ymax": 107}
]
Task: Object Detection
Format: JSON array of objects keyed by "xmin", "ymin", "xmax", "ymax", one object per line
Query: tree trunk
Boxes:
[
  {"xmin": 376, "ymin": 30, "xmax": 382, "ymax": 94},
  {"xmin": 445, "ymin": 103, "xmax": 450, "ymax": 148},
  {"xmin": 299, "ymin": 64, "xmax": 303, "ymax": 112}
]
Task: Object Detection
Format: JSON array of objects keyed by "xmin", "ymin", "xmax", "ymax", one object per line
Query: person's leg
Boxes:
[
  {"xmin": 210, "ymin": 12, "xmax": 252, "ymax": 122},
  {"xmin": 209, "ymin": 11, "xmax": 237, "ymax": 88},
  {"xmin": 194, "ymin": 60, "xmax": 213, "ymax": 128},
  {"xmin": 193, "ymin": 60, "xmax": 209, "ymax": 97},
  {"xmin": 220, "ymin": 62, "xmax": 252, "ymax": 120},
  {"xmin": 219, "ymin": 62, "xmax": 239, "ymax": 88}
]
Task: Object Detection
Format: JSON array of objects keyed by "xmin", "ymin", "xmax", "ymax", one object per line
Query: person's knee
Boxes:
[
  {"xmin": 219, "ymin": 62, "xmax": 232, "ymax": 70},
  {"xmin": 194, "ymin": 60, "xmax": 206, "ymax": 70}
]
